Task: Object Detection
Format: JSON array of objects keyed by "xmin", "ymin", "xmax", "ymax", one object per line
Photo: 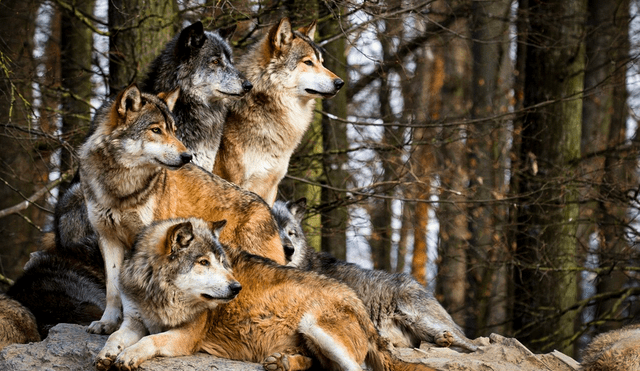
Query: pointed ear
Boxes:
[
  {"xmin": 217, "ymin": 24, "xmax": 237, "ymax": 42},
  {"xmin": 116, "ymin": 84, "xmax": 143, "ymax": 119},
  {"xmin": 289, "ymin": 198, "xmax": 307, "ymax": 222},
  {"xmin": 209, "ymin": 220, "xmax": 227, "ymax": 239},
  {"xmin": 298, "ymin": 20, "xmax": 316, "ymax": 40},
  {"xmin": 176, "ymin": 21, "xmax": 206, "ymax": 57},
  {"xmin": 269, "ymin": 18, "xmax": 293, "ymax": 51},
  {"xmin": 157, "ymin": 88, "xmax": 179, "ymax": 112},
  {"xmin": 166, "ymin": 221, "xmax": 194, "ymax": 255}
]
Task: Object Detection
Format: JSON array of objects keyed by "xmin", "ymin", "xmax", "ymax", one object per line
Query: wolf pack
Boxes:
[{"xmin": 0, "ymin": 18, "xmax": 490, "ymax": 371}]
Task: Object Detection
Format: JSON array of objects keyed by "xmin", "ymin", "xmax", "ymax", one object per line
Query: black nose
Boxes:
[
  {"xmin": 229, "ymin": 281, "xmax": 242, "ymax": 296},
  {"xmin": 242, "ymin": 80, "xmax": 253, "ymax": 92},
  {"xmin": 334, "ymin": 79, "xmax": 344, "ymax": 90},
  {"xmin": 284, "ymin": 243, "xmax": 295, "ymax": 259},
  {"xmin": 180, "ymin": 153, "xmax": 192, "ymax": 164}
]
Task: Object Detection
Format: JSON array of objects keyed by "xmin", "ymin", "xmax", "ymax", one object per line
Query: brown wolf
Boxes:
[
  {"xmin": 0, "ymin": 293, "xmax": 40, "ymax": 351},
  {"xmin": 581, "ymin": 324, "xmax": 640, "ymax": 371},
  {"xmin": 96, "ymin": 217, "xmax": 437, "ymax": 371},
  {"xmin": 214, "ymin": 18, "xmax": 344, "ymax": 205},
  {"xmin": 79, "ymin": 84, "xmax": 285, "ymax": 335}
]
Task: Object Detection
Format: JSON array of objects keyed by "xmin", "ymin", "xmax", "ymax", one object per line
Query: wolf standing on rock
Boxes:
[
  {"xmin": 80, "ymin": 84, "xmax": 285, "ymax": 335},
  {"xmin": 272, "ymin": 198, "xmax": 479, "ymax": 352},
  {"xmin": 214, "ymin": 18, "xmax": 344, "ymax": 205}
]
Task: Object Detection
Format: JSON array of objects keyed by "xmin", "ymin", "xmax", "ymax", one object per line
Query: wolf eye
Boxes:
[
  {"xmin": 288, "ymin": 231, "xmax": 296, "ymax": 237},
  {"xmin": 304, "ymin": 60, "xmax": 313, "ymax": 66},
  {"xmin": 151, "ymin": 127, "xmax": 162, "ymax": 134},
  {"xmin": 212, "ymin": 59, "xmax": 219, "ymax": 65},
  {"xmin": 199, "ymin": 259, "xmax": 210, "ymax": 266}
]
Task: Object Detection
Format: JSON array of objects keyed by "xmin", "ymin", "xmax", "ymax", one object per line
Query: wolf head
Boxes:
[
  {"xmin": 246, "ymin": 18, "xmax": 344, "ymax": 99},
  {"xmin": 83, "ymin": 84, "xmax": 192, "ymax": 172},
  {"xmin": 272, "ymin": 198, "xmax": 310, "ymax": 267},
  {"xmin": 122, "ymin": 218, "xmax": 241, "ymax": 326},
  {"xmin": 144, "ymin": 21, "xmax": 252, "ymax": 103}
]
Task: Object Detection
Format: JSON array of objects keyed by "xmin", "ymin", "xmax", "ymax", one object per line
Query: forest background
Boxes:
[{"xmin": 0, "ymin": 0, "xmax": 638, "ymax": 360}]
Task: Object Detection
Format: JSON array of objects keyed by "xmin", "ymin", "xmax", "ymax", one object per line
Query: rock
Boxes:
[
  {"xmin": 0, "ymin": 323, "xmax": 262, "ymax": 371},
  {"xmin": 0, "ymin": 323, "xmax": 580, "ymax": 371}
]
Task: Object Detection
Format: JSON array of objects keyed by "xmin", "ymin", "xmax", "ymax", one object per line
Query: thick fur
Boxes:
[
  {"xmin": 51, "ymin": 22, "xmax": 250, "ymax": 250},
  {"xmin": 581, "ymin": 324, "xmax": 640, "ymax": 371},
  {"xmin": 0, "ymin": 293, "xmax": 40, "ymax": 350},
  {"xmin": 214, "ymin": 18, "xmax": 344, "ymax": 206},
  {"xmin": 272, "ymin": 198, "xmax": 478, "ymax": 352},
  {"xmin": 96, "ymin": 218, "xmax": 437, "ymax": 371},
  {"xmin": 6, "ymin": 238, "xmax": 105, "ymax": 339},
  {"xmin": 80, "ymin": 84, "xmax": 285, "ymax": 335},
  {"xmin": 142, "ymin": 21, "xmax": 252, "ymax": 171}
]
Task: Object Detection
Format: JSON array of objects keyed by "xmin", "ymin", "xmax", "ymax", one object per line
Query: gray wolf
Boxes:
[
  {"xmin": 272, "ymin": 198, "xmax": 478, "ymax": 352},
  {"xmin": 51, "ymin": 21, "xmax": 250, "ymax": 250},
  {"xmin": 142, "ymin": 21, "xmax": 252, "ymax": 171},
  {"xmin": 214, "ymin": 18, "xmax": 344, "ymax": 205},
  {"xmin": 6, "ymin": 237, "xmax": 105, "ymax": 339},
  {"xmin": 581, "ymin": 324, "xmax": 640, "ymax": 371},
  {"xmin": 0, "ymin": 293, "xmax": 40, "ymax": 350},
  {"xmin": 80, "ymin": 84, "xmax": 285, "ymax": 335},
  {"xmin": 95, "ymin": 217, "xmax": 437, "ymax": 371}
]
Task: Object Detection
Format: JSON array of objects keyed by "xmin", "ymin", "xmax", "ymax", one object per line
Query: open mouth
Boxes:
[{"xmin": 305, "ymin": 88, "xmax": 336, "ymax": 98}]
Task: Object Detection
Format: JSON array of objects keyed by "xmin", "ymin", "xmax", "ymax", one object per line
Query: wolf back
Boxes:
[
  {"xmin": 96, "ymin": 217, "xmax": 437, "ymax": 371},
  {"xmin": 272, "ymin": 198, "xmax": 479, "ymax": 352}
]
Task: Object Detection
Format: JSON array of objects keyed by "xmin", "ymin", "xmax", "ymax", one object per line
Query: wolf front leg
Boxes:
[
  {"xmin": 113, "ymin": 312, "xmax": 209, "ymax": 371},
  {"xmin": 88, "ymin": 236, "xmax": 125, "ymax": 334},
  {"xmin": 95, "ymin": 311, "xmax": 148, "ymax": 371}
]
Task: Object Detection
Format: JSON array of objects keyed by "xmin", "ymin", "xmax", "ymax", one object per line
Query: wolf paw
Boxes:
[
  {"xmin": 434, "ymin": 330, "xmax": 454, "ymax": 348},
  {"xmin": 263, "ymin": 353, "xmax": 290, "ymax": 371},
  {"xmin": 95, "ymin": 353, "xmax": 117, "ymax": 371},
  {"xmin": 87, "ymin": 319, "xmax": 119, "ymax": 335},
  {"xmin": 114, "ymin": 353, "xmax": 143, "ymax": 371}
]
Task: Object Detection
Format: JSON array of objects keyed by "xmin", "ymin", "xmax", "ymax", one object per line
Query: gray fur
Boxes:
[
  {"xmin": 121, "ymin": 218, "xmax": 237, "ymax": 331},
  {"xmin": 142, "ymin": 21, "xmax": 251, "ymax": 171},
  {"xmin": 272, "ymin": 198, "xmax": 479, "ymax": 352},
  {"xmin": 53, "ymin": 22, "xmax": 249, "ymax": 249}
]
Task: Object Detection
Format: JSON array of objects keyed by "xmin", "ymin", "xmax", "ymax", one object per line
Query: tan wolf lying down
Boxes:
[
  {"xmin": 96, "ymin": 218, "xmax": 437, "ymax": 371},
  {"xmin": 79, "ymin": 84, "xmax": 285, "ymax": 335}
]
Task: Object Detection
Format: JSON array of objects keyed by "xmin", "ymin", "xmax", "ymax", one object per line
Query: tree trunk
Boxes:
[
  {"xmin": 513, "ymin": 0, "xmax": 586, "ymax": 355},
  {"xmin": 59, "ymin": 0, "xmax": 95, "ymax": 193},
  {"xmin": 0, "ymin": 0, "xmax": 47, "ymax": 283},
  {"xmin": 466, "ymin": 0, "xmax": 511, "ymax": 338},
  {"xmin": 108, "ymin": 0, "xmax": 178, "ymax": 94},
  {"xmin": 319, "ymin": 7, "xmax": 349, "ymax": 260},
  {"xmin": 593, "ymin": 0, "xmax": 633, "ymax": 334}
]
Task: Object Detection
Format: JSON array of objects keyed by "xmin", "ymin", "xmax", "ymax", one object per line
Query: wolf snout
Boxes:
[
  {"xmin": 334, "ymin": 78, "xmax": 345, "ymax": 91},
  {"xmin": 242, "ymin": 80, "xmax": 253, "ymax": 93},
  {"xmin": 180, "ymin": 152, "xmax": 193, "ymax": 165},
  {"xmin": 229, "ymin": 281, "xmax": 242, "ymax": 297}
]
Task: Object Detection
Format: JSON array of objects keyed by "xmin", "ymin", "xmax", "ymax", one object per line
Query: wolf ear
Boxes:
[
  {"xmin": 217, "ymin": 24, "xmax": 236, "ymax": 42},
  {"xmin": 209, "ymin": 220, "xmax": 227, "ymax": 239},
  {"xmin": 298, "ymin": 20, "xmax": 316, "ymax": 40},
  {"xmin": 167, "ymin": 221, "xmax": 194, "ymax": 255},
  {"xmin": 116, "ymin": 84, "xmax": 143, "ymax": 118},
  {"xmin": 288, "ymin": 198, "xmax": 307, "ymax": 222},
  {"xmin": 269, "ymin": 18, "xmax": 293, "ymax": 50},
  {"xmin": 157, "ymin": 88, "xmax": 180, "ymax": 112},
  {"xmin": 177, "ymin": 21, "xmax": 206, "ymax": 57}
]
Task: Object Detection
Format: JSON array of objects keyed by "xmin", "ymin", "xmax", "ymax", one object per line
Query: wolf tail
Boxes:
[{"xmin": 366, "ymin": 336, "xmax": 439, "ymax": 371}]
